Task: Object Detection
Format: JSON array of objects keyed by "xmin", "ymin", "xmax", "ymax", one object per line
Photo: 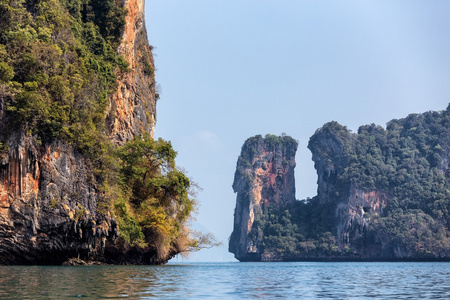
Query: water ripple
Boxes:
[{"xmin": 0, "ymin": 262, "xmax": 449, "ymax": 299}]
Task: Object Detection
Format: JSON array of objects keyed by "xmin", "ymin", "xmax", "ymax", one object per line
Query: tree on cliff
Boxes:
[{"xmin": 115, "ymin": 134, "xmax": 218, "ymax": 259}]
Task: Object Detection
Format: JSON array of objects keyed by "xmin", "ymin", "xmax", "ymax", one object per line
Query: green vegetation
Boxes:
[
  {"xmin": 254, "ymin": 107, "xmax": 450, "ymax": 259},
  {"xmin": 115, "ymin": 134, "xmax": 197, "ymax": 257},
  {"xmin": 323, "ymin": 108, "xmax": 450, "ymax": 222},
  {"xmin": 0, "ymin": 0, "xmax": 127, "ymax": 153},
  {"xmin": 250, "ymin": 198, "xmax": 340, "ymax": 259},
  {"xmin": 263, "ymin": 133, "xmax": 297, "ymax": 150},
  {"xmin": 111, "ymin": 134, "xmax": 220, "ymax": 258},
  {"xmin": 240, "ymin": 134, "xmax": 297, "ymax": 157}
]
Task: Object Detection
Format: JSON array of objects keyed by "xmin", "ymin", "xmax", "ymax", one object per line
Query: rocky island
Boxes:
[
  {"xmin": 230, "ymin": 107, "xmax": 450, "ymax": 261},
  {"xmin": 0, "ymin": 0, "xmax": 199, "ymax": 264},
  {"xmin": 229, "ymin": 134, "xmax": 298, "ymax": 261}
]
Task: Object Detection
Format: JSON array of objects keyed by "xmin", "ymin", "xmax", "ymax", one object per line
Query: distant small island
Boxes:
[{"xmin": 229, "ymin": 106, "xmax": 450, "ymax": 262}]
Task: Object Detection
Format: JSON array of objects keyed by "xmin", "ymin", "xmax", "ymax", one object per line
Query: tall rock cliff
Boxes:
[
  {"xmin": 308, "ymin": 122, "xmax": 390, "ymax": 252},
  {"xmin": 308, "ymin": 112, "xmax": 450, "ymax": 259},
  {"xmin": 106, "ymin": 0, "xmax": 157, "ymax": 144},
  {"xmin": 230, "ymin": 106, "xmax": 450, "ymax": 261},
  {"xmin": 0, "ymin": 0, "xmax": 161, "ymax": 264},
  {"xmin": 229, "ymin": 134, "xmax": 298, "ymax": 261}
]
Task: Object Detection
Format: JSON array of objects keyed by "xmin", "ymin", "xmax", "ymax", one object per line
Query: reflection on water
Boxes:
[{"xmin": 0, "ymin": 262, "xmax": 449, "ymax": 299}]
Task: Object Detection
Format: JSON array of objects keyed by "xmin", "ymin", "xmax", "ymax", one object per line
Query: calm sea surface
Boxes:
[{"xmin": 0, "ymin": 262, "xmax": 449, "ymax": 299}]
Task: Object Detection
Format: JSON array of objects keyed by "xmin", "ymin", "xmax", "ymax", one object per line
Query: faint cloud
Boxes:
[{"xmin": 180, "ymin": 130, "xmax": 223, "ymax": 153}]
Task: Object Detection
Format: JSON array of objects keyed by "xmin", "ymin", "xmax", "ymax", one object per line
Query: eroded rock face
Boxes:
[
  {"xmin": 106, "ymin": 0, "xmax": 157, "ymax": 145},
  {"xmin": 0, "ymin": 133, "xmax": 117, "ymax": 264},
  {"xmin": 229, "ymin": 135, "xmax": 298, "ymax": 261},
  {"xmin": 308, "ymin": 123, "xmax": 390, "ymax": 252},
  {"xmin": 334, "ymin": 187, "xmax": 389, "ymax": 253}
]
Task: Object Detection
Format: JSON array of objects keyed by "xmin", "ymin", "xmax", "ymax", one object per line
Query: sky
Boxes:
[{"xmin": 145, "ymin": 0, "xmax": 450, "ymax": 262}]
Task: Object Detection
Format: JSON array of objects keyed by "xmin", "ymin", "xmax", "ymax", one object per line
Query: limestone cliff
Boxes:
[
  {"xmin": 229, "ymin": 134, "xmax": 298, "ymax": 261},
  {"xmin": 308, "ymin": 122, "xmax": 390, "ymax": 252},
  {"xmin": 107, "ymin": 0, "xmax": 157, "ymax": 144},
  {"xmin": 0, "ymin": 133, "xmax": 117, "ymax": 264},
  {"xmin": 0, "ymin": 0, "xmax": 160, "ymax": 264}
]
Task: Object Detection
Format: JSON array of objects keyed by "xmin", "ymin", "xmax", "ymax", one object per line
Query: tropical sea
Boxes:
[{"xmin": 0, "ymin": 262, "xmax": 449, "ymax": 299}]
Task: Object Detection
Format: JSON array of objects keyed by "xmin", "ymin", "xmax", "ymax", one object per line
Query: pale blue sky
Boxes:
[{"xmin": 145, "ymin": 0, "xmax": 450, "ymax": 262}]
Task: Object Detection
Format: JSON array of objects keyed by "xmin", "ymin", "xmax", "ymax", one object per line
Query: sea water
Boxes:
[{"xmin": 0, "ymin": 262, "xmax": 449, "ymax": 299}]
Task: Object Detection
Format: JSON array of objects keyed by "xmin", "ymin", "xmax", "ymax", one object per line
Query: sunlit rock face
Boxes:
[
  {"xmin": 229, "ymin": 135, "xmax": 298, "ymax": 261},
  {"xmin": 106, "ymin": 0, "xmax": 157, "ymax": 145},
  {"xmin": 0, "ymin": 0, "xmax": 160, "ymax": 265}
]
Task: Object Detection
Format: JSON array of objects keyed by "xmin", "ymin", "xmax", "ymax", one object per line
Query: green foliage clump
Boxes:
[
  {"xmin": 114, "ymin": 197, "xmax": 145, "ymax": 247},
  {"xmin": 238, "ymin": 134, "xmax": 297, "ymax": 162},
  {"xmin": 320, "ymin": 108, "xmax": 450, "ymax": 222},
  {"xmin": 114, "ymin": 134, "xmax": 198, "ymax": 258},
  {"xmin": 263, "ymin": 133, "xmax": 298, "ymax": 151},
  {"xmin": 251, "ymin": 198, "xmax": 339, "ymax": 259},
  {"xmin": 0, "ymin": 0, "xmax": 127, "ymax": 154},
  {"xmin": 373, "ymin": 208, "xmax": 450, "ymax": 257}
]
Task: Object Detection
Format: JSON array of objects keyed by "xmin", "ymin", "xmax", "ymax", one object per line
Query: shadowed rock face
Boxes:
[
  {"xmin": 229, "ymin": 135, "xmax": 298, "ymax": 261},
  {"xmin": 0, "ymin": 133, "xmax": 118, "ymax": 264},
  {"xmin": 308, "ymin": 123, "xmax": 390, "ymax": 252},
  {"xmin": 0, "ymin": 0, "xmax": 159, "ymax": 265}
]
